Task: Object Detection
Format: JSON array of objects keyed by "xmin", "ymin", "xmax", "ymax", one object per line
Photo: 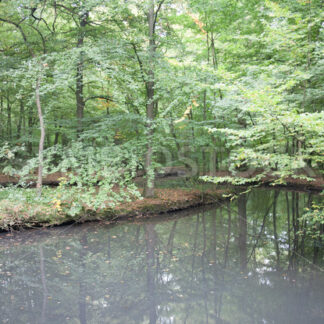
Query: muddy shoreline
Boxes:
[{"xmin": 0, "ymin": 187, "xmax": 230, "ymax": 232}]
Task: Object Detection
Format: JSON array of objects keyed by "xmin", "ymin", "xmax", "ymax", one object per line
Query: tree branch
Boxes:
[
  {"xmin": 131, "ymin": 42, "xmax": 146, "ymax": 84},
  {"xmin": 153, "ymin": 0, "xmax": 165, "ymax": 34},
  {"xmin": 30, "ymin": 24, "xmax": 46, "ymax": 54},
  {"xmin": 55, "ymin": 3, "xmax": 77, "ymax": 15},
  {"xmin": 0, "ymin": 17, "xmax": 34, "ymax": 57}
]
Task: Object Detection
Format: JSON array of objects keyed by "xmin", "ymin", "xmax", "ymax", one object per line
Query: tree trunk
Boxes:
[
  {"xmin": 36, "ymin": 77, "xmax": 45, "ymax": 197},
  {"xmin": 7, "ymin": 93, "xmax": 11, "ymax": 140},
  {"xmin": 17, "ymin": 99, "xmax": 24, "ymax": 139},
  {"xmin": 76, "ymin": 12, "xmax": 88, "ymax": 136},
  {"xmin": 54, "ymin": 131, "xmax": 60, "ymax": 145},
  {"xmin": 27, "ymin": 107, "xmax": 33, "ymax": 154},
  {"xmin": 0, "ymin": 96, "xmax": 3, "ymax": 138},
  {"xmin": 143, "ymin": 1, "xmax": 156, "ymax": 198}
]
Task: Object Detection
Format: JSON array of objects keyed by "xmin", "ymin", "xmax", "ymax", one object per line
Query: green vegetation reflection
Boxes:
[{"xmin": 0, "ymin": 188, "xmax": 323, "ymax": 324}]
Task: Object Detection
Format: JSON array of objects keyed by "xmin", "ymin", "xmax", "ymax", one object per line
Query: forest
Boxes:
[
  {"xmin": 0, "ymin": 0, "xmax": 323, "ymax": 229},
  {"xmin": 0, "ymin": 1, "xmax": 324, "ymax": 323}
]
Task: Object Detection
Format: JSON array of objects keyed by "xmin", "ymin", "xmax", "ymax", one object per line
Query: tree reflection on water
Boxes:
[{"xmin": 0, "ymin": 188, "xmax": 323, "ymax": 323}]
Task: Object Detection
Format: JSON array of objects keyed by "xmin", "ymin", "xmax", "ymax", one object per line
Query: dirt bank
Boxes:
[{"xmin": 0, "ymin": 187, "xmax": 230, "ymax": 232}]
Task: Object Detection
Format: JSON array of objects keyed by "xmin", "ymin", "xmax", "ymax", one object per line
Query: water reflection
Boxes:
[{"xmin": 0, "ymin": 188, "xmax": 323, "ymax": 323}]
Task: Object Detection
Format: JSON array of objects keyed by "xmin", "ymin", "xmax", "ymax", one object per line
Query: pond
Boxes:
[{"xmin": 0, "ymin": 188, "xmax": 323, "ymax": 324}]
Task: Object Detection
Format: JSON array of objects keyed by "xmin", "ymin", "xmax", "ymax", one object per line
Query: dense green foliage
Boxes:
[{"xmin": 0, "ymin": 1, "xmax": 323, "ymax": 217}]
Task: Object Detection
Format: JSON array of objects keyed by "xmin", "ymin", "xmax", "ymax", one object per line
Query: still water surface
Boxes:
[{"xmin": 0, "ymin": 188, "xmax": 323, "ymax": 323}]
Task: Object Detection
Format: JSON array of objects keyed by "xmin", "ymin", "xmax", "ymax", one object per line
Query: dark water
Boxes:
[{"xmin": 0, "ymin": 188, "xmax": 323, "ymax": 324}]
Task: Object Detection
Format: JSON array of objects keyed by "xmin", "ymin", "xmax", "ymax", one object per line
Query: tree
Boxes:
[{"xmin": 0, "ymin": 6, "xmax": 48, "ymax": 195}]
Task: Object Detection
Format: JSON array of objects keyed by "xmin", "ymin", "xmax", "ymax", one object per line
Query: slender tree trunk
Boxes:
[
  {"xmin": 54, "ymin": 132, "xmax": 59, "ymax": 145},
  {"xmin": 202, "ymin": 29, "xmax": 210, "ymax": 174},
  {"xmin": 0, "ymin": 18, "xmax": 46, "ymax": 187},
  {"xmin": 7, "ymin": 93, "xmax": 11, "ymax": 140},
  {"xmin": 211, "ymin": 138, "xmax": 218, "ymax": 175},
  {"xmin": 17, "ymin": 100, "xmax": 24, "ymax": 139},
  {"xmin": 46, "ymin": 133, "xmax": 51, "ymax": 148},
  {"xmin": 170, "ymin": 116, "xmax": 181, "ymax": 155},
  {"xmin": 0, "ymin": 96, "xmax": 3, "ymax": 138},
  {"xmin": 27, "ymin": 107, "xmax": 33, "ymax": 154},
  {"xmin": 76, "ymin": 12, "xmax": 88, "ymax": 135},
  {"xmin": 202, "ymin": 90, "xmax": 207, "ymax": 174},
  {"xmin": 210, "ymin": 32, "xmax": 222, "ymax": 174},
  {"xmin": 54, "ymin": 120, "xmax": 60, "ymax": 145},
  {"xmin": 36, "ymin": 77, "xmax": 45, "ymax": 197},
  {"xmin": 144, "ymin": 1, "xmax": 156, "ymax": 198}
]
